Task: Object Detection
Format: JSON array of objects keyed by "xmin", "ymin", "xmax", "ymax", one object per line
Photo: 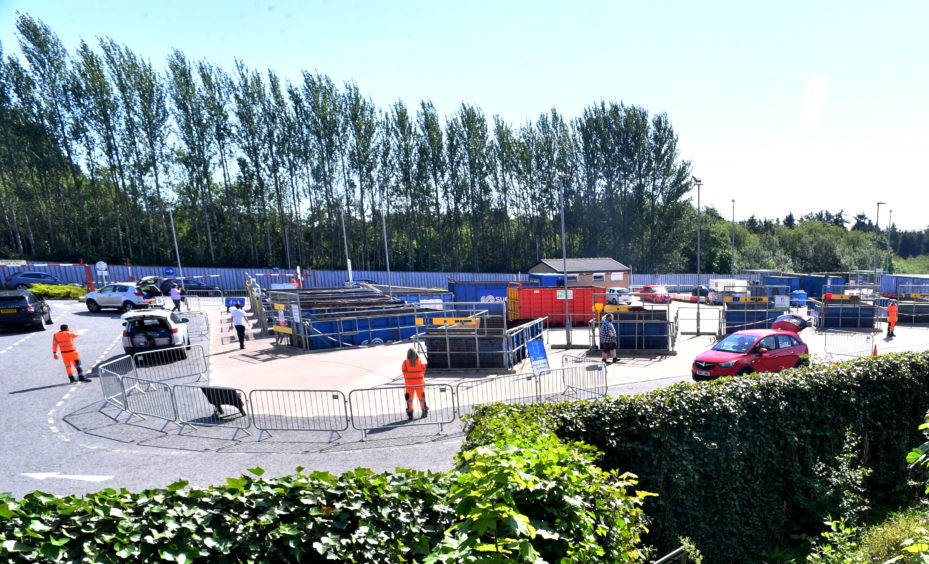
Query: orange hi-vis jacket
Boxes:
[
  {"xmin": 402, "ymin": 359, "xmax": 426, "ymax": 387},
  {"xmin": 52, "ymin": 330, "xmax": 80, "ymax": 357},
  {"xmin": 887, "ymin": 303, "xmax": 899, "ymax": 323}
]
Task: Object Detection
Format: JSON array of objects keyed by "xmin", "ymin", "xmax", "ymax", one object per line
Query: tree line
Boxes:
[{"xmin": 1, "ymin": 15, "xmax": 926, "ymax": 275}]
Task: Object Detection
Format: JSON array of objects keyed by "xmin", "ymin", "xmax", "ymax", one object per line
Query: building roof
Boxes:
[{"xmin": 536, "ymin": 258, "xmax": 629, "ymax": 272}]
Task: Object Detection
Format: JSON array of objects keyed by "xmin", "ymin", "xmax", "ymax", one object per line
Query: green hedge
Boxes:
[
  {"xmin": 464, "ymin": 352, "xmax": 929, "ymax": 563},
  {"xmin": 28, "ymin": 283, "xmax": 87, "ymax": 299},
  {"xmin": 0, "ymin": 427, "xmax": 650, "ymax": 562}
]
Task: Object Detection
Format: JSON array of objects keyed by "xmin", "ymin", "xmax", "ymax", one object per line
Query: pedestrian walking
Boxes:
[
  {"xmin": 887, "ymin": 300, "xmax": 898, "ymax": 337},
  {"xmin": 600, "ymin": 313, "xmax": 618, "ymax": 364},
  {"xmin": 169, "ymin": 283, "xmax": 182, "ymax": 312},
  {"xmin": 52, "ymin": 324, "xmax": 89, "ymax": 383},
  {"xmin": 402, "ymin": 348, "xmax": 428, "ymax": 420},
  {"xmin": 229, "ymin": 303, "xmax": 250, "ymax": 350}
]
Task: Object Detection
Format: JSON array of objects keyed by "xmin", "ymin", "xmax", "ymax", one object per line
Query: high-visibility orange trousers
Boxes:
[
  {"xmin": 60, "ymin": 352, "xmax": 82, "ymax": 376},
  {"xmin": 405, "ymin": 386, "xmax": 426, "ymax": 412}
]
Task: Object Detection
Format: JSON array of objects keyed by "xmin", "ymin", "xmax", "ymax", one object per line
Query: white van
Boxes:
[{"xmin": 606, "ymin": 287, "xmax": 632, "ymax": 305}]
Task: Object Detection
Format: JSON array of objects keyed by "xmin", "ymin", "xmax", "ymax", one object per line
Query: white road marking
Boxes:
[
  {"xmin": 76, "ymin": 329, "xmax": 89, "ymax": 335},
  {"xmin": 22, "ymin": 472, "xmax": 112, "ymax": 483}
]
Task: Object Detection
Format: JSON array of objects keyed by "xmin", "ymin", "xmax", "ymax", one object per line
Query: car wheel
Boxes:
[
  {"xmin": 121, "ymin": 301, "xmax": 134, "ymax": 313},
  {"xmin": 34, "ymin": 318, "xmax": 47, "ymax": 331},
  {"xmin": 737, "ymin": 368, "xmax": 754, "ymax": 376},
  {"xmin": 44, "ymin": 311, "xmax": 53, "ymax": 325},
  {"xmin": 14, "ymin": 283, "xmax": 28, "ymax": 290},
  {"xmin": 86, "ymin": 300, "xmax": 101, "ymax": 313},
  {"xmin": 794, "ymin": 358, "xmax": 809, "ymax": 369}
]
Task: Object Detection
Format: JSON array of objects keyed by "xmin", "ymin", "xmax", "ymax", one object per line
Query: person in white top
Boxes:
[
  {"xmin": 169, "ymin": 284, "xmax": 182, "ymax": 312},
  {"xmin": 229, "ymin": 303, "xmax": 250, "ymax": 349}
]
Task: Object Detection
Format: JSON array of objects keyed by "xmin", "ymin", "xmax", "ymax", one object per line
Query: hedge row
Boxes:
[
  {"xmin": 464, "ymin": 352, "xmax": 929, "ymax": 563},
  {"xmin": 28, "ymin": 283, "xmax": 87, "ymax": 300},
  {"xmin": 0, "ymin": 427, "xmax": 651, "ymax": 562}
]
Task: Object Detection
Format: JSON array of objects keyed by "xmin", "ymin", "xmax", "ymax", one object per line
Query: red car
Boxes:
[
  {"xmin": 636, "ymin": 285, "xmax": 672, "ymax": 304},
  {"xmin": 692, "ymin": 325, "xmax": 809, "ymax": 381}
]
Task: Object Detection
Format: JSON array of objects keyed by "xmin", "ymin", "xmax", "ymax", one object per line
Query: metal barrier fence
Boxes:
[
  {"xmin": 183, "ymin": 311, "xmax": 211, "ymax": 339},
  {"xmin": 96, "ymin": 364, "xmax": 607, "ymax": 442},
  {"xmin": 131, "ymin": 345, "xmax": 208, "ymax": 383},
  {"xmin": 122, "ymin": 376, "xmax": 177, "ymax": 431},
  {"xmin": 98, "ymin": 355, "xmax": 134, "ymax": 421},
  {"xmin": 174, "ymin": 384, "xmax": 251, "ymax": 439},
  {"xmin": 249, "ymin": 389, "xmax": 350, "ymax": 441},
  {"xmin": 823, "ymin": 330, "xmax": 874, "ymax": 361},
  {"xmin": 349, "ymin": 384, "xmax": 456, "ymax": 440}
]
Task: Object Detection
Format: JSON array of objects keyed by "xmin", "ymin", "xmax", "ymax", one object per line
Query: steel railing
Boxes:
[
  {"xmin": 249, "ymin": 389, "xmax": 350, "ymax": 441},
  {"xmin": 349, "ymin": 384, "xmax": 456, "ymax": 440}
]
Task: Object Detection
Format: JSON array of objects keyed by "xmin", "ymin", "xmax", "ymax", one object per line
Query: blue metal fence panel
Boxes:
[{"xmin": 630, "ymin": 273, "xmax": 758, "ymax": 288}]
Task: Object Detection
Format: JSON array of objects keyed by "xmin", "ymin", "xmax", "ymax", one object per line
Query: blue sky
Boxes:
[{"xmin": 2, "ymin": 0, "xmax": 927, "ymax": 229}]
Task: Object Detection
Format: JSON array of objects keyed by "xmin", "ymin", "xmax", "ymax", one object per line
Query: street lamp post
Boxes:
[
  {"xmin": 167, "ymin": 206, "xmax": 184, "ymax": 279},
  {"xmin": 731, "ymin": 199, "xmax": 736, "ymax": 276},
  {"xmin": 692, "ymin": 176, "xmax": 703, "ymax": 336},
  {"xmin": 887, "ymin": 209, "xmax": 893, "ymax": 272},
  {"xmin": 558, "ymin": 172, "xmax": 571, "ymax": 347}
]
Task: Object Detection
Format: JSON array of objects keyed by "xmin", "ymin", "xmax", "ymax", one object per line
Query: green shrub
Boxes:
[
  {"xmin": 29, "ymin": 283, "xmax": 86, "ymax": 299},
  {"xmin": 464, "ymin": 353, "xmax": 929, "ymax": 563},
  {"xmin": 430, "ymin": 422, "xmax": 653, "ymax": 563},
  {"xmin": 0, "ymin": 428, "xmax": 652, "ymax": 562}
]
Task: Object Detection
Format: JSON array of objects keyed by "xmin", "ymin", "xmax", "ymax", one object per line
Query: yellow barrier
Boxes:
[
  {"xmin": 723, "ymin": 296, "xmax": 768, "ymax": 303},
  {"xmin": 415, "ymin": 317, "xmax": 480, "ymax": 327}
]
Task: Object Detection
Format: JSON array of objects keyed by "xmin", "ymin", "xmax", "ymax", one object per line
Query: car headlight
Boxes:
[{"xmin": 718, "ymin": 360, "xmax": 737, "ymax": 368}]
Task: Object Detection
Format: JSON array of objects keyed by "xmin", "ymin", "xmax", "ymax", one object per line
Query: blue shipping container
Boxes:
[{"xmin": 448, "ymin": 280, "xmax": 512, "ymax": 304}]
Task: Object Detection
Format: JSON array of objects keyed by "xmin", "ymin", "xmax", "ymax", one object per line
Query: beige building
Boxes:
[{"xmin": 528, "ymin": 258, "xmax": 630, "ymax": 288}]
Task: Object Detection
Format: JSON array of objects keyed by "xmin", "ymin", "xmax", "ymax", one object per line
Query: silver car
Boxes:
[{"xmin": 85, "ymin": 283, "xmax": 164, "ymax": 313}]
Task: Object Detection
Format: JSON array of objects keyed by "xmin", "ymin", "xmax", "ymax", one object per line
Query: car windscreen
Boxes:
[{"xmin": 712, "ymin": 334, "xmax": 758, "ymax": 353}]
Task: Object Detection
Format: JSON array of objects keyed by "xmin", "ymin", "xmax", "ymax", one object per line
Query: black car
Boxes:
[
  {"xmin": 0, "ymin": 290, "xmax": 53, "ymax": 330},
  {"xmin": 4, "ymin": 270, "xmax": 76, "ymax": 290},
  {"xmin": 158, "ymin": 278, "xmax": 222, "ymax": 296}
]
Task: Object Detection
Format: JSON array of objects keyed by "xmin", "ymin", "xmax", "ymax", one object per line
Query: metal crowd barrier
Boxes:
[
  {"xmin": 348, "ymin": 384, "xmax": 456, "ymax": 440},
  {"xmin": 98, "ymin": 356, "xmax": 133, "ymax": 421},
  {"xmin": 823, "ymin": 330, "xmax": 874, "ymax": 361},
  {"xmin": 96, "ymin": 362, "xmax": 608, "ymax": 442},
  {"xmin": 131, "ymin": 345, "xmax": 208, "ymax": 383},
  {"xmin": 122, "ymin": 376, "xmax": 177, "ymax": 432},
  {"xmin": 183, "ymin": 311, "xmax": 211, "ymax": 340},
  {"xmin": 174, "ymin": 384, "xmax": 251, "ymax": 439},
  {"xmin": 249, "ymin": 389, "xmax": 350, "ymax": 442}
]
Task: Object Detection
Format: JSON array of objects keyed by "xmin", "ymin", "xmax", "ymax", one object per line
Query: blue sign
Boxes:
[
  {"xmin": 224, "ymin": 297, "xmax": 246, "ymax": 310},
  {"xmin": 273, "ymin": 267, "xmax": 280, "ymax": 273},
  {"xmin": 527, "ymin": 340, "xmax": 550, "ymax": 376},
  {"xmin": 164, "ymin": 266, "xmax": 175, "ymax": 276}
]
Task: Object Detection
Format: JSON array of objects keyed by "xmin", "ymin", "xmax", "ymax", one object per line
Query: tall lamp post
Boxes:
[
  {"xmin": 379, "ymin": 193, "xmax": 392, "ymax": 297},
  {"xmin": 876, "ymin": 201, "xmax": 886, "ymax": 271},
  {"xmin": 692, "ymin": 176, "xmax": 703, "ymax": 336},
  {"xmin": 730, "ymin": 199, "xmax": 736, "ymax": 276},
  {"xmin": 886, "ymin": 209, "xmax": 893, "ymax": 272},
  {"xmin": 167, "ymin": 206, "xmax": 184, "ymax": 279},
  {"xmin": 558, "ymin": 172, "xmax": 571, "ymax": 347}
]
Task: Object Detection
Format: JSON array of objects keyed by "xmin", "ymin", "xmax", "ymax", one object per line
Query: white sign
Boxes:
[
  {"xmin": 291, "ymin": 304, "xmax": 301, "ymax": 323},
  {"xmin": 419, "ymin": 298, "xmax": 446, "ymax": 311},
  {"xmin": 95, "ymin": 261, "xmax": 108, "ymax": 271},
  {"xmin": 610, "ymin": 272, "xmax": 623, "ymax": 281},
  {"xmin": 0, "ymin": 259, "xmax": 27, "ymax": 266},
  {"xmin": 774, "ymin": 295, "xmax": 790, "ymax": 309},
  {"xmin": 556, "ymin": 290, "xmax": 574, "ymax": 300}
]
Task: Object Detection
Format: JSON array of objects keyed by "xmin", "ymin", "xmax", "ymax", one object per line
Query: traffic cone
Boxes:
[{"xmin": 872, "ymin": 343, "xmax": 878, "ymax": 357}]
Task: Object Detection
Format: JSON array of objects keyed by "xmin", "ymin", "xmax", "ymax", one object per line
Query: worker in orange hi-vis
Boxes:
[
  {"xmin": 402, "ymin": 348, "xmax": 428, "ymax": 420},
  {"xmin": 52, "ymin": 324, "xmax": 89, "ymax": 383},
  {"xmin": 887, "ymin": 300, "xmax": 899, "ymax": 338}
]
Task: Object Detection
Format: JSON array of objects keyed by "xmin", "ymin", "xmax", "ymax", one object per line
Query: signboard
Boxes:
[
  {"xmin": 164, "ymin": 266, "xmax": 175, "ymax": 276},
  {"xmin": 724, "ymin": 296, "xmax": 767, "ymax": 303},
  {"xmin": 418, "ymin": 298, "xmax": 446, "ymax": 311},
  {"xmin": 610, "ymin": 272, "xmax": 623, "ymax": 281},
  {"xmin": 556, "ymin": 290, "xmax": 574, "ymax": 300},
  {"xmin": 774, "ymin": 295, "xmax": 790, "ymax": 309},
  {"xmin": 95, "ymin": 261, "xmax": 108, "ymax": 272},
  {"xmin": 291, "ymin": 304, "xmax": 301, "ymax": 323},
  {"xmin": 0, "ymin": 259, "xmax": 27, "ymax": 267},
  {"xmin": 527, "ymin": 340, "xmax": 550, "ymax": 376},
  {"xmin": 415, "ymin": 317, "xmax": 480, "ymax": 327}
]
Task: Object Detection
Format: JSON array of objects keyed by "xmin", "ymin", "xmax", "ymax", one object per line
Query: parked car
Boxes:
[
  {"xmin": 4, "ymin": 271, "xmax": 78, "ymax": 290},
  {"xmin": 158, "ymin": 278, "xmax": 222, "ymax": 296},
  {"xmin": 692, "ymin": 327, "xmax": 808, "ymax": 381},
  {"xmin": 121, "ymin": 309, "xmax": 190, "ymax": 356},
  {"xmin": 85, "ymin": 283, "xmax": 162, "ymax": 313},
  {"xmin": 636, "ymin": 285, "xmax": 672, "ymax": 304},
  {"xmin": 0, "ymin": 290, "xmax": 53, "ymax": 330},
  {"xmin": 606, "ymin": 287, "xmax": 633, "ymax": 305}
]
